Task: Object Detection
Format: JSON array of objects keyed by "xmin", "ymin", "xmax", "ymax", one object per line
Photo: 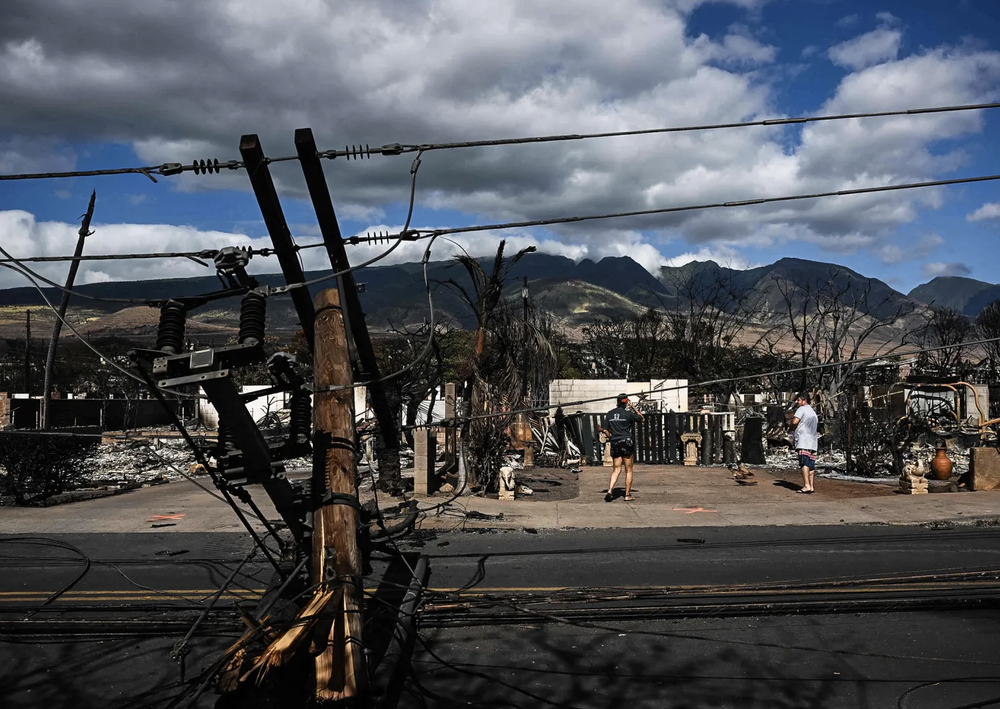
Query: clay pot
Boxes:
[{"xmin": 930, "ymin": 446, "xmax": 953, "ymax": 481}]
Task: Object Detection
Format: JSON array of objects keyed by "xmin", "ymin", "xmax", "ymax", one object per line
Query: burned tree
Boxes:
[
  {"xmin": 443, "ymin": 240, "xmax": 557, "ymax": 491},
  {"xmin": 916, "ymin": 306, "xmax": 973, "ymax": 372},
  {"xmin": 977, "ymin": 300, "xmax": 1000, "ymax": 375},
  {"xmin": 374, "ymin": 322, "xmax": 446, "ymax": 450},
  {"xmin": 583, "ymin": 266, "xmax": 780, "ymax": 406},
  {"xmin": 583, "ymin": 308, "xmax": 672, "ymax": 380},
  {"xmin": 770, "ymin": 269, "xmax": 914, "ymax": 419}
]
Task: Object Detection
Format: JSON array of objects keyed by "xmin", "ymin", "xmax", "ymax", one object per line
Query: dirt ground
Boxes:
[
  {"xmin": 514, "ymin": 466, "xmax": 581, "ymax": 502},
  {"xmin": 757, "ymin": 466, "xmax": 897, "ymax": 499}
]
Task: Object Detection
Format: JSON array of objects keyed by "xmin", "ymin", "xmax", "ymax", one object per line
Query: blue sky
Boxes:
[{"xmin": 2, "ymin": 0, "xmax": 1000, "ymax": 293}]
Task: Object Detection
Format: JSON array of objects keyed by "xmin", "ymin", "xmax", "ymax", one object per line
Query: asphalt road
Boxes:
[{"xmin": 4, "ymin": 525, "xmax": 1000, "ymax": 708}]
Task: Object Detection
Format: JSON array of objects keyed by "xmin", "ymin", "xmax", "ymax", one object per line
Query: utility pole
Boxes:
[
  {"xmin": 23, "ymin": 310, "xmax": 31, "ymax": 395},
  {"xmin": 42, "ymin": 191, "xmax": 94, "ymax": 429},
  {"xmin": 312, "ymin": 287, "xmax": 367, "ymax": 701}
]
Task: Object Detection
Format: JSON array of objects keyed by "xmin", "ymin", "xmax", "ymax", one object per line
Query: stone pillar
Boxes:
[
  {"xmin": 413, "ymin": 427, "xmax": 438, "ymax": 496},
  {"xmin": 444, "ymin": 383, "xmax": 456, "ymax": 420},
  {"xmin": 681, "ymin": 432, "xmax": 702, "ymax": 466}
]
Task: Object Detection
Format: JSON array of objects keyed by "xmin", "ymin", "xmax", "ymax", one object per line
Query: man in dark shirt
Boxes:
[{"xmin": 601, "ymin": 393, "xmax": 644, "ymax": 502}]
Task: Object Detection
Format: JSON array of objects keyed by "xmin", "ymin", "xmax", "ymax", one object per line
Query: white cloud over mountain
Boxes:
[{"xmin": 922, "ymin": 261, "xmax": 972, "ymax": 278}]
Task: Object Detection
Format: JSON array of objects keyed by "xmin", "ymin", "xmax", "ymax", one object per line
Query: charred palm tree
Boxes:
[{"xmin": 442, "ymin": 241, "xmax": 556, "ymax": 491}]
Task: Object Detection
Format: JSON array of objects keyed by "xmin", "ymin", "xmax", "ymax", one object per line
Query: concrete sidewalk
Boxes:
[
  {"xmin": 415, "ymin": 465, "xmax": 1000, "ymax": 530},
  {"xmin": 1, "ymin": 465, "xmax": 998, "ymax": 533}
]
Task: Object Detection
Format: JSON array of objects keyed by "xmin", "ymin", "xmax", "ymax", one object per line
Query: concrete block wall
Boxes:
[
  {"xmin": 549, "ymin": 379, "xmax": 627, "ymax": 415},
  {"xmin": 549, "ymin": 378, "xmax": 689, "ymax": 415}
]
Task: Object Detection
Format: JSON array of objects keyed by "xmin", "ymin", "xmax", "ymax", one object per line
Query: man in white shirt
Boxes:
[{"xmin": 790, "ymin": 392, "xmax": 819, "ymax": 493}]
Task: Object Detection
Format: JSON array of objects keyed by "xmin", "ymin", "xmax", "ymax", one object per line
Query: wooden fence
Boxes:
[{"xmin": 567, "ymin": 412, "xmax": 735, "ymax": 466}]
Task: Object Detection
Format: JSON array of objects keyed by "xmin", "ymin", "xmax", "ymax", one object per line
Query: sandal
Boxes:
[
  {"xmin": 604, "ymin": 492, "xmax": 614, "ymax": 503},
  {"xmin": 624, "ymin": 495, "xmax": 635, "ymax": 501}
]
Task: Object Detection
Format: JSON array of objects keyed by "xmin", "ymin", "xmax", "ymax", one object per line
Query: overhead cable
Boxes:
[
  {"xmin": 317, "ymin": 100, "xmax": 1000, "ymax": 158},
  {"xmin": 0, "ymin": 246, "xmax": 284, "ymax": 265},
  {"xmin": 0, "ymin": 158, "xmax": 244, "ymax": 183},
  {"xmin": 264, "ymin": 151, "xmax": 426, "ymax": 296},
  {"xmin": 4, "ymin": 101, "xmax": 998, "ymax": 182},
  {"xmin": 414, "ymin": 172, "xmax": 1000, "ymax": 238}
]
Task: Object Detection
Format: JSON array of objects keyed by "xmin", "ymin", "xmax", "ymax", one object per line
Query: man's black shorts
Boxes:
[{"xmin": 611, "ymin": 437, "xmax": 635, "ymax": 459}]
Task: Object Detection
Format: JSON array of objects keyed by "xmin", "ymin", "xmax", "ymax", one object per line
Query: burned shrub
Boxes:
[
  {"xmin": 840, "ymin": 402, "xmax": 894, "ymax": 477},
  {"xmin": 0, "ymin": 432, "xmax": 99, "ymax": 505}
]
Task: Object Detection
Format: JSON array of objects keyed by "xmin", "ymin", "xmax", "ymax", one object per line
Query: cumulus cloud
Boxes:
[
  {"xmin": 967, "ymin": 201, "xmax": 1000, "ymax": 221},
  {"xmin": 828, "ymin": 27, "xmax": 902, "ymax": 70},
  {"xmin": 663, "ymin": 244, "xmax": 757, "ymax": 270},
  {"xmin": 875, "ymin": 233, "xmax": 943, "ymax": 264},
  {"xmin": 0, "ymin": 0, "xmax": 998, "ymax": 279},
  {"xmin": 922, "ymin": 261, "xmax": 972, "ymax": 278},
  {"xmin": 835, "ymin": 14, "xmax": 860, "ymax": 29}
]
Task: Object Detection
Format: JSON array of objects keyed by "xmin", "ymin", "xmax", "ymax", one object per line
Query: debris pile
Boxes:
[
  {"xmin": 87, "ymin": 438, "xmax": 196, "ymax": 485},
  {"xmin": 85, "ymin": 436, "xmax": 312, "ymax": 486}
]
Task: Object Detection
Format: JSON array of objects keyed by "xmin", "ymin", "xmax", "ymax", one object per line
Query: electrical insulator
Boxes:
[
  {"xmin": 155, "ymin": 300, "xmax": 186, "ymax": 355},
  {"xmin": 288, "ymin": 389, "xmax": 312, "ymax": 446},
  {"xmin": 216, "ymin": 421, "xmax": 237, "ymax": 457},
  {"xmin": 238, "ymin": 292, "xmax": 266, "ymax": 345}
]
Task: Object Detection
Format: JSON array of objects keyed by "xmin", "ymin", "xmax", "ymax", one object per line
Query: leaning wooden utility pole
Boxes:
[
  {"xmin": 312, "ymin": 287, "xmax": 367, "ymax": 701},
  {"xmin": 42, "ymin": 190, "xmax": 95, "ymax": 429}
]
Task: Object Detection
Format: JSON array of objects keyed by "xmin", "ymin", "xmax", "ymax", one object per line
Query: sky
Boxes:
[{"xmin": 2, "ymin": 0, "xmax": 1000, "ymax": 294}]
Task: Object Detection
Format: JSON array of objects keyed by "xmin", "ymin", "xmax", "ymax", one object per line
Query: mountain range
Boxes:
[{"xmin": 0, "ymin": 254, "xmax": 996, "ymax": 340}]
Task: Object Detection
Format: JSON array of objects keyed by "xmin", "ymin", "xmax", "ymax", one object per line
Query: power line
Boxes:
[
  {"xmin": 4, "ymin": 101, "xmax": 998, "ymax": 182},
  {"xmin": 0, "ymin": 247, "xmax": 279, "ymax": 265},
  {"xmin": 264, "ymin": 151, "xmax": 426, "ymax": 296},
  {"xmin": 414, "ymin": 172, "xmax": 1000, "ymax": 238},
  {"xmin": 0, "ymin": 158, "xmax": 244, "ymax": 183},
  {"xmin": 316, "ymin": 100, "xmax": 1000, "ymax": 158}
]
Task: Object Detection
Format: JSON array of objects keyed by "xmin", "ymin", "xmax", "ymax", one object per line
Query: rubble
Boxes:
[
  {"xmin": 86, "ymin": 437, "xmax": 195, "ymax": 485},
  {"xmin": 81, "ymin": 436, "xmax": 312, "ymax": 487},
  {"xmin": 758, "ymin": 441, "xmax": 971, "ymax": 487}
]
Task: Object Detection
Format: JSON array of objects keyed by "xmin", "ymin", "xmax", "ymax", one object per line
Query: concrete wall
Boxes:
[{"xmin": 549, "ymin": 379, "xmax": 688, "ymax": 415}]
